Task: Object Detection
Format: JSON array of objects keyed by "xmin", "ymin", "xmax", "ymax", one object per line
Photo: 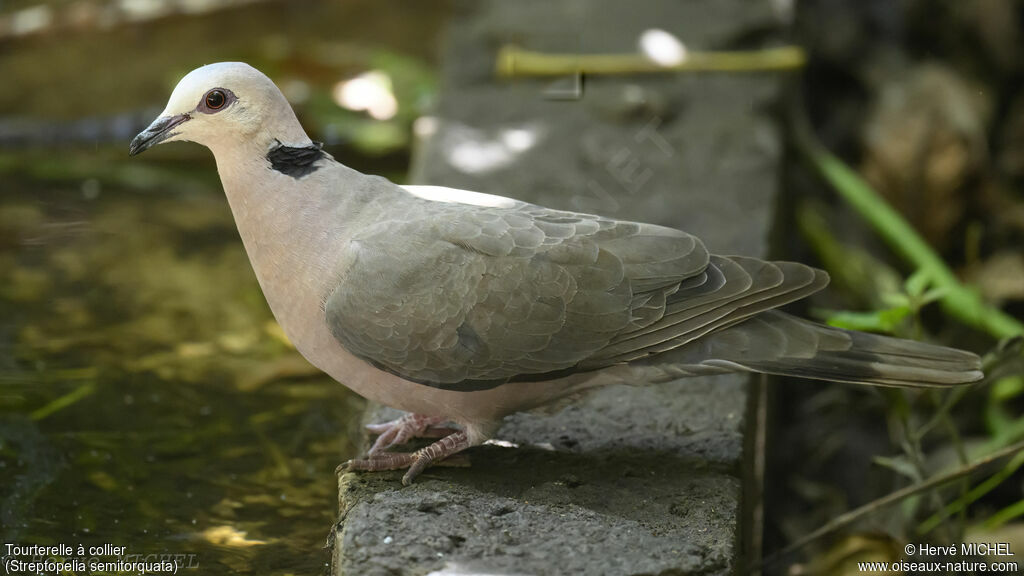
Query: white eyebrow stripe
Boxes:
[{"xmin": 401, "ymin": 185, "xmax": 520, "ymax": 208}]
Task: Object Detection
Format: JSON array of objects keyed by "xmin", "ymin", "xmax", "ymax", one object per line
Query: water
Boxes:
[
  {"xmin": 1, "ymin": 165, "xmax": 367, "ymax": 575},
  {"xmin": 1, "ymin": 2, "xmax": 444, "ymax": 570}
]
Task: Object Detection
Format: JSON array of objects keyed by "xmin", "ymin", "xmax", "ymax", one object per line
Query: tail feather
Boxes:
[{"xmin": 654, "ymin": 310, "xmax": 982, "ymax": 388}]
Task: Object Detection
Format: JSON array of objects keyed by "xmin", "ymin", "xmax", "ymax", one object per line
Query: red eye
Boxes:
[{"xmin": 205, "ymin": 90, "xmax": 226, "ymax": 109}]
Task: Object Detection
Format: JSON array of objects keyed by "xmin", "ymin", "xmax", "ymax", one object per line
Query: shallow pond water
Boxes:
[
  {"xmin": 1, "ymin": 169, "xmax": 367, "ymax": 575},
  {"xmin": 0, "ymin": 2, "xmax": 444, "ymax": 571}
]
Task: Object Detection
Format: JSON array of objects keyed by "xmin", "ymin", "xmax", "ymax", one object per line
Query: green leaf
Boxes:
[
  {"xmin": 987, "ymin": 376, "xmax": 1024, "ymax": 438},
  {"xmin": 804, "ymin": 143, "xmax": 1024, "ymax": 338},
  {"xmin": 917, "ymin": 287, "xmax": 948, "ymax": 306},
  {"xmin": 826, "ymin": 307, "xmax": 911, "ymax": 334},
  {"xmin": 873, "ymin": 455, "xmax": 922, "ymax": 481},
  {"xmin": 904, "ymin": 269, "xmax": 932, "ymax": 298},
  {"xmin": 985, "ymin": 498, "xmax": 1024, "ymax": 530},
  {"xmin": 879, "ymin": 291, "xmax": 911, "ymax": 309},
  {"xmin": 992, "ymin": 376, "xmax": 1024, "ymax": 402}
]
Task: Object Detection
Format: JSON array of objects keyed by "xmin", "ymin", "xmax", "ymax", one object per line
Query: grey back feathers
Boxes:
[
  {"xmin": 325, "ymin": 199, "xmax": 705, "ymax": 389},
  {"xmin": 323, "ymin": 189, "xmax": 983, "ymax": 391}
]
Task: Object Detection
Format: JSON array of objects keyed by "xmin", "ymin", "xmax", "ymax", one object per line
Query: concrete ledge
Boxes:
[
  {"xmin": 333, "ymin": 1, "xmax": 786, "ymax": 574},
  {"xmin": 337, "ymin": 377, "xmax": 745, "ymax": 575}
]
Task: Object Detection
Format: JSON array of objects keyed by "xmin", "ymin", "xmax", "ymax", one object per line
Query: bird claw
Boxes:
[
  {"xmin": 338, "ymin": 431, "xmax": 471, "ymax": 485},
  {"xmin": 336, "ymin": 452, "xmax": 414, "ymax": 475},
  {"xmin": 364, "ymin": 414, "xmax": 455, "ymax": 455}
]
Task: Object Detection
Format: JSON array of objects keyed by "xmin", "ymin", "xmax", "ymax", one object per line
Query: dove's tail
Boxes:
[{"xmin": 655, "ymin": 310, "xmax": 983, "ymax": 387}]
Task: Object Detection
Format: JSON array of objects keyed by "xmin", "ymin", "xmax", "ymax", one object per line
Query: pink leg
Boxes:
[
  {"xmin": 364, "ymin": 413, "xmax": 457, "ymax": 456},
  {"xmin": 339, "ymin": 430, "xmax": 471, "ymax": 485}
]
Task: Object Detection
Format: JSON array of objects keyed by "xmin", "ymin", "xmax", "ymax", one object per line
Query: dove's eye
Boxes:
[
  {"xmin": 197, "ymin": 88, "xmax": 235, "ymax": 114},
  {"xmin": 205, "ymin": 90, "xmax": 226, "ymax": 110}
]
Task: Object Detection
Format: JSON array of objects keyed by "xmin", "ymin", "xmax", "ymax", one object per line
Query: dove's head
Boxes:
[{"xmin": 130, "ymin": 62, "xmax": 309, "ymax": 157}]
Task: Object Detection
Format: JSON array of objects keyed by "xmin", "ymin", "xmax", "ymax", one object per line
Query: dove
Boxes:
[{"xmin": 130, "ymin": 62, "xmax": 982, "ymax": 485}]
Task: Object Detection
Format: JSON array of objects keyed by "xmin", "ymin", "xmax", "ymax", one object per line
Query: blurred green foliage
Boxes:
[{"xmin": 796, "ymin": 155, "xmax": 1024, "ymax": 555}]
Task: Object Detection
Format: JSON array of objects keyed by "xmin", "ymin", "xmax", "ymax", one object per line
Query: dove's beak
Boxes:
[{"xmin": 129, "ymin": 113, "xmax": 190, "ymax": 156}]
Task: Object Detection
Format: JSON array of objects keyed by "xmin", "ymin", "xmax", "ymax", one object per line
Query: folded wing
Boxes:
[{"xmin": 325, "ymin": 196, "xmax": 831, "ymax": 390}]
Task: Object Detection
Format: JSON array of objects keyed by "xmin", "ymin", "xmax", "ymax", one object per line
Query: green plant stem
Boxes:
[
  {"xmin": 799, "ymin": 142, "xmax": 1024, "ymax": 340},
  {"xmin": 985, "ymin": 498, "xmax": 1024, "ymax": 529},
  {"xmin": 760, "ymin": 440, "xmax": 1024, "ymax": 567},
  {"xmin": 917, "ymin": 450, "xmax": 1024, "ymax": 535},
  {"xmin": 30, "ymin": 381, "xmax": 96, "ymax": 421},
  {"xmin": 496, "ymin": 45, "xmax": 807, "ymax": 77},
  {"xmin": 914, "ymin": 386, "xmax": 971, "ymax": 441}
]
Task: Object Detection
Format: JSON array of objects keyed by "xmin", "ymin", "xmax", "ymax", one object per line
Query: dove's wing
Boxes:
[{"xmin": 324, "ymin": 190, "xmax": 825, "ymax": 391}]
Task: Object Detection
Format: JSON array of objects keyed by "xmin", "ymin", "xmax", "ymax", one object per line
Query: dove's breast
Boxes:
[{"xmin": 215, "ymin": 160, "xmax": 603, "ymax": 431}]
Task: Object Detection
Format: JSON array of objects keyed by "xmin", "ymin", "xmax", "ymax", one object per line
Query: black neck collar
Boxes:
[{"xmin": 266, "ymin": 140, "xmax": 326, "ymax": 178}]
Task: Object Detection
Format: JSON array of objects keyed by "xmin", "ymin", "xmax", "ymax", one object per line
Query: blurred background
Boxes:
[
  {"xmin": 0, "ymin": 1, "xmax": 1022, "ymax": 575},
  {"xmin": 1, "ymin": 1, "xmax": 448, "ymax": 574}
]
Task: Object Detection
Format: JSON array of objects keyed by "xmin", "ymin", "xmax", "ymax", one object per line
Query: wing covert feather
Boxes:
[{"xmin": 325, "ymin": 199, "xmax": 711, "ymax": 389}]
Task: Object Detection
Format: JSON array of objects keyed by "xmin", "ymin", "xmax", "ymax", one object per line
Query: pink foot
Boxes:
[
  {"xmin": 364, "ymin": 413, "xmax": 458, "ymax": 456},
  {"xmin": 339, "ymin": 430, "xmax": 471, "ymax": 485}
]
